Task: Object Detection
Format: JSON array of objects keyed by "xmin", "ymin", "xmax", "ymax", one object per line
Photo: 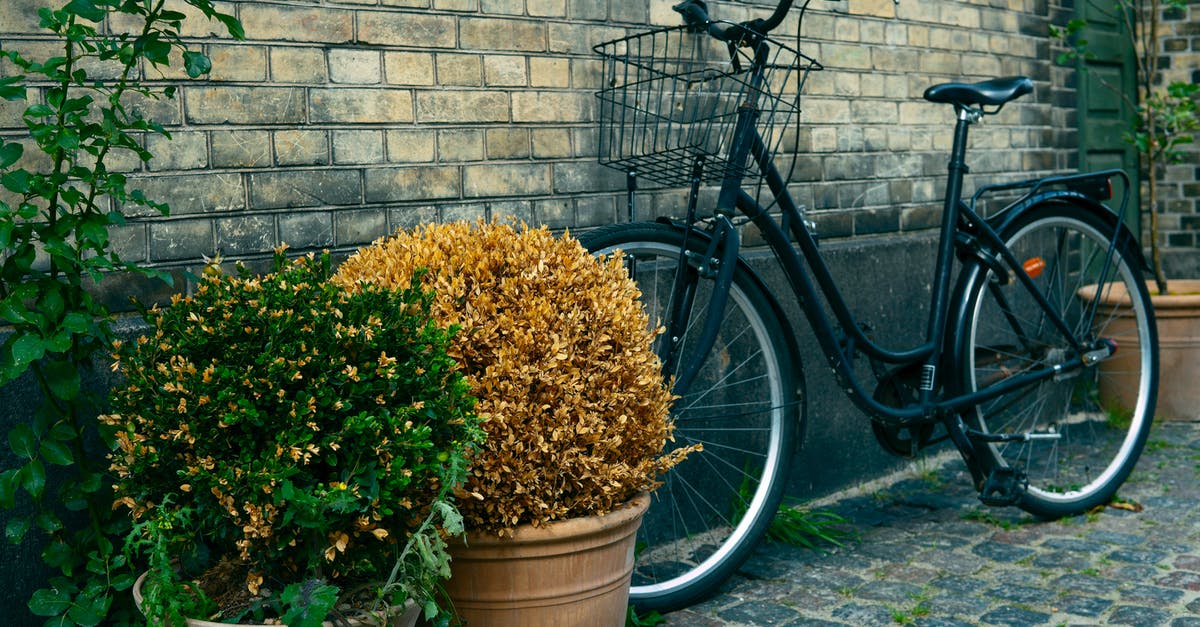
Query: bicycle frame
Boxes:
[{"xmin": 662, "ymin": 67, "xmax": 1128, "ymax": 437}]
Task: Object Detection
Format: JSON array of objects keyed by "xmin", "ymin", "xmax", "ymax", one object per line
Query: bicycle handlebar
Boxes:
[{"xmin": 673, "ymin": 0, "xmax": 842, "ymax": 43}]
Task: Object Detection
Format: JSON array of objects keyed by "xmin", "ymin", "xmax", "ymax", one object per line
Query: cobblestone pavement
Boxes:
[{"xmin": 660, "ymin": 421, "xmax": 1200, "ymax": 626}]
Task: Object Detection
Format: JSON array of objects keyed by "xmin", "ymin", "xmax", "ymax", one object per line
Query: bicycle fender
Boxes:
[
  {"xmin": 654, "ymin": 216, "xmax": 808, "ymax": 451},
  {"xmin": 988, "ymin": 190, "xmax": 1150, "ymax": 271},
  {"xmin": 947, "ymin": 190, "xmax": 1148, "ymax": 391}
]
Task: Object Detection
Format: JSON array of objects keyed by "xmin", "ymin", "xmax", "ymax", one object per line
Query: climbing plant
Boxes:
[{"xmin": 0, "ymin": 1, "xmax": 242, "ymax": 624}]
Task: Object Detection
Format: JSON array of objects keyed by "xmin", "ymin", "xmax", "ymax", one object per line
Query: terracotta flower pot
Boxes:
[
  {"xmin": 1080, "ymin": 279, "xmax": 1200, "ymax": 421},
  {"xmin": 443, "ymin": 492, "xmax": 650, "ymax": 627},
  {"xmin": 131, "ymin": 572, "xmax": 420, "ymax": 627}
]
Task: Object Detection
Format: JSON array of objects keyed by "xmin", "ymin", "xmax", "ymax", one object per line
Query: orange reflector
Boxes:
[{"xmin": 1023, "ymin": 257, "xmax": 1046, "ymax": 278}]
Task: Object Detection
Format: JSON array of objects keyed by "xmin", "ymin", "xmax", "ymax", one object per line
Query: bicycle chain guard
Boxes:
[{"xmin": 870, "ymin": 364, "xmax": 937, "ymax": 458}]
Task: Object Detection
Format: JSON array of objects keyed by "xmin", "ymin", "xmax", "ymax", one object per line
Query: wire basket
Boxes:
[{"xmin": 595, "ymin": 23, "xmax": 820, "ymax": 188}]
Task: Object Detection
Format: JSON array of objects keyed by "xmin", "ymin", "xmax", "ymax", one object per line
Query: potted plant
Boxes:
[
  {"xmin": 101, "ymin": 249, "xmax": 483, "ymax": 626},
  {"xmin": 1055, "ymin": 0, "xmax": 1200, "ymax": 420},
  {"xmin": 333, "ymin": 221, "xmax": 695, "ymax": 627}
]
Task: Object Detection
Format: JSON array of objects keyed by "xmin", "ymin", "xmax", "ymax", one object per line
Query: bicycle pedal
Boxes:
[{"xmin": 978, "ymin": 467, "xmax": 1028, "ymax": 507}]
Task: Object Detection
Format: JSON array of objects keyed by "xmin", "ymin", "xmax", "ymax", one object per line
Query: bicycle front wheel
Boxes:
[
  {"xmin": 578, "ymin": 222, "xmax": 799, "ymax": 613},
  {"xmin": 958, "ymin": 202, "xmax": 1157, "ymax": 518}
]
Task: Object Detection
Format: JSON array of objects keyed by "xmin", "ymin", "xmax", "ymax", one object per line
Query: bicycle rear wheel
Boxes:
[
  {"xmin": 578, "ymin": 222, "xmax": 799, "ymax": 613},
  {"xmin": 958, "ymin": 202, "xmax": 1157, "ymax": 518}
]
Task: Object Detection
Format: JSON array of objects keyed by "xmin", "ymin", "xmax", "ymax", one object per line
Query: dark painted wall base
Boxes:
[{"xmin": 739, "ymin": 232, "xmax": 948, "ymax": 500}]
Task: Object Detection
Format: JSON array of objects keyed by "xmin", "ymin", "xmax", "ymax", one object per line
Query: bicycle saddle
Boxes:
[{"xmin": 923, "ymin": 76, "xmax": 1034, "ymax": 108}]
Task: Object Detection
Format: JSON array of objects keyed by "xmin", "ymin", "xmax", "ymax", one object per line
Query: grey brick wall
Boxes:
[
  {"xmin": 1155, "ymin": 0, "xmax": 1200, "ymax": 278},
  {"xmin": 0, "ymin": 0, "xmax": 1093, "ymax": 303}
]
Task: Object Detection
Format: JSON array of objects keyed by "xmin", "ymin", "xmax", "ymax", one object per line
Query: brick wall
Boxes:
[
  {"xmin": 1155, "ymin": 0, "xmax": 1200, "ymax": 277},
  {"xmin": 0, "ymin": 0, "xmax": 1125, "ymax": 306}
]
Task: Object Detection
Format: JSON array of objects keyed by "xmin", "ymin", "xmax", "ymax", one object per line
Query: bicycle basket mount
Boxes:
[{"xmin": 594, "ymin": 23, "xmax": 819, "ymax": 188}]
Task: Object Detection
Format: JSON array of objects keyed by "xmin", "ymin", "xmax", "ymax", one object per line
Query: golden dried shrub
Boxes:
[{"xmin": 333, "ymin": 221, "xmax": 690, "ymax": 533}]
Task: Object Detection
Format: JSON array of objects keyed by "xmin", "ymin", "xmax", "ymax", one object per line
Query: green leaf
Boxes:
[
  {"xmin": 43, "ymin": 360, "xmax": 82, "ymax": 402},
  {"xmin": 78, "ymin": 472, "xmax": 102, "ymax": 494},
  {"xmin": 0, "ymin": 141, "xmax": 22, "ymax": 168},
  {"xmin": 216, "ymin": 12, "xmax": 246, "ymax": 39},
  {"xmin": 60, "ymin": 313, "xmax": 91, "ymax": 337},
  {"xmin": 68, "ymin": 590, "xmax": 107, "ymax": 627},
  {"xmin": 0, "ymin": 299, "xmax": 29, "ymax": 324},
  {"xmin": 5, "ymin": 515, "xmax": 30, "ymax": 544},
  {"xmin": 2, "ymin": 168, "xmax": 32, "ymax": 194},
  {"xmin": 64, "ymin": 0, "xmax": 106, "ymax": 22},
  {"xmin": 20, "ymin": 459, "xmax": 46, "ymax": 499},
  {"xmin": 279, "ymin": 582, "xmax": 339, "ymax": 627},
  {"xmin": 25, "ymin": 103, "xmax": 53, "ymax": 118},
  {"xmin": 10, "ymin": 333, "xmax": 46, "ymax": 368},
  {"xmin": 0, "ymin": 468, "xmax": 19, "ymax": 508},
  {"xmin": 28, "ymin": 586, "xmax": 72, "ymax": 616},
  {"xmin": 182, "ymin": 51, "xmax": 212, "ymax": 78},
  {"xmin": 43, "ymin": 539, "xmax": 75, "ymax": 570},
  {"xmin": 0, "ymin": 76, "xmax": 26, "ymax": 101},
  {"xmin": 8, "ymin": 423, "xmax": 37, "ymax": 459},
  {"xmin": 48, "ymin": 422, "xmax": 77, "ymax": 441},
  {"xmin": 34, "ymin": 511, "xmax": 63, "ymax": 533},
  {"xmin": 40, "ymin": 439, "xmax": 74, "ymax": 466},
  {"xmin": 40, "ymin": 288, "xmax": 66, "ymax": 325}
]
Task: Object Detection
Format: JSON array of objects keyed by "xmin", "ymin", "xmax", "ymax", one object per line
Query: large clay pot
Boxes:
[
  {"xmin": 444, "ymin": 492, "xmax": 650, "ymax": 627},
  {"xmin": 1080, "ymin": 279, "xmax": 1200, "ymax": 421},
  {"xmin": 132, "ymin": 572, "xmax": 421, "ymax": 627}
]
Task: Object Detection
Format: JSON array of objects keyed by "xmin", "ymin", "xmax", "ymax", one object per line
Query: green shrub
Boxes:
[{"xmin": 102, "ymin": 250, "xmax": 482, "ymax": 624}]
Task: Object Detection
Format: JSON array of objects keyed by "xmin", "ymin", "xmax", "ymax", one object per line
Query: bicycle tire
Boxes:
[
  {"xmin": 957, "ymin": 202, "xmax": 1158, "ymax": 518},
  {"xmin": 577, "ymin": 221, "xmax": 800, "ymax": 612}
]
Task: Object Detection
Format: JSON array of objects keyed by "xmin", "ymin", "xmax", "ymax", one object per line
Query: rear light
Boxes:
[
  {"xmin": 1066, "ymin": 174, "xmax": 1113, "ymax": 201},
  {"xmin": 1023, "ymin": 257, "xmax": 1046, "ymax": 278}
]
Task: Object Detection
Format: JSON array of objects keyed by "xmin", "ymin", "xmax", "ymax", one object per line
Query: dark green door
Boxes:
[{"xmin": 1075, "ymin": 1, "xmax": 1139, "ymax": 232}]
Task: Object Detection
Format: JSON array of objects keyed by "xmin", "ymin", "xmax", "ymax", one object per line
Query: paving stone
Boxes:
[
  {"xmin": 854, "ymin": 580, "xmax": 923, "ymax": 603},
  {"xmin": 1109, "ymin": 548, "xmax": 1168, "ymax": 564},
  {"xmin": 1110, "ymin": 563, "xmax": 1164, "ymax": 582},
  {"xmin": 1155, "ymin": 570, "xmax": 1200, "ymax": 591},
  {"xmin": 830, "ymin": 602, "xmax": 895, "ymax": 624},
  {"xmin": 1051, "ymin": 573, "xmax": 1124, "ymax": 595},
  {"xmin": 1041, "ymin": 537, "xmax": 1109, "ymax": 554},
  {"xmin": 915, "ymin": 619, "xmax": 976, "ymax": 627},
  {"xmin": 914, "ymin": 550, "xmax": 985, "ymax": 576},
  {"xmin": 1087, "ymin": 530, "xmax": 1147, "ymax": 546},
  {"xmin": 1031, "ymin": 549, "xmax": 1092, "ymax": 570},
  {"xmin": 786, "ymin": 567, "xmax": 866, "ymax": 592},
  {"xmin": 1118, "ymin": 583, "xmax": 1184, "ymax": 605},
  {"xmin": 854, "ymin": 541, "xmax": 915, "ymax": 562},
  {"xmin": 978, "ymin": 605, "xmax": 1052, "ymax": 625},
  {"xmin": 929, "ymin": 576, "xmax": 989, "ymax": 594},
  {"xmin": 1107, "ymin": 604, "xmax": 1174, "ymax": 625},
  {"xmin": 992, "ymin": 568, "xmax": 1046, "ymax": 586},
  {"xmin": 984, "ymin": 583, "xmax": 1056, "ymax": 604},
  {"xmin": 923, "ymin": 593, "xmax": 991, "ymax": 617},
  {"xmin": 1174, "ymin": 555, "xmax": 1200, "ymax": 571},
  {"xmin": 717, "ymin": 601, "xmax": 801, "ymax": 624},
  {"xmin": 1057, "ymin": 594, "xmax": 1112, "ymax": 617},
  {"xmin": 971, "ymin": 542, "xmax": 1034, "ymax": 563},
  {"xmin": 1170, "ymin": 618, "xmax": 1200, "ymax": 627},
  {"xmin": 661, "ymin": 610, "xmax": 727, "ymax": 627}
]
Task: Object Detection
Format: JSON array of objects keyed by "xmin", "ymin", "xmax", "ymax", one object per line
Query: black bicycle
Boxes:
[{"xmin": 582, "ymin": 0, "xmax": 1159, "ymax": 613}]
